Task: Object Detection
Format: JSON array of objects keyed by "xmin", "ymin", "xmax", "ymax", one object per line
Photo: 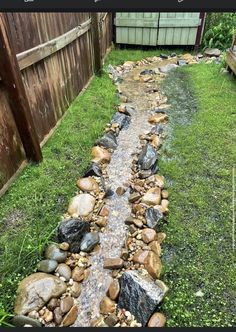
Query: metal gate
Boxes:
[{"xmin": 115, "ymin": 12, "xmax": 205, "ymax": 46}]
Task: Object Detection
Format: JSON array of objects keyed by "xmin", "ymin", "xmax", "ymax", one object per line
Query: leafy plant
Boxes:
[
  {"xmin": 203, "ymin": 13, "xmax": 236, "ymax": 50},
  {"xmin": 0, "ymin": 306, "xmax": 13, "ymax": 327}
]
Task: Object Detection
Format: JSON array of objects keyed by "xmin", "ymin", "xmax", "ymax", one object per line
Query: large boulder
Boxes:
[
  {"xmin": 118, "ymin": 270, "xmax": 168, "ymax": 326},
  {"xmin": 97, "ymin": 132, "xmax": 118, "ymax": 150},
  {"xmin": 14, "ymin": 273, "xmax": 67, "ymax": 315},
  {"xmin": 68, "ymin": 194, "xmax": 96, "ymax": 217},
  {"xmin": 138, "ymin": 144, "xmax": 157, "ymax": 171},
  {"xmin": 111, "ymin": 112, "xmax": 131, "ymax": 130},
  {"xmin": 58, "ymin": 219, "xmax": 90, "ymax": 253},
  {"xmin": 145, "ymin": 207, "xmax": 164, "ymax": 230}
]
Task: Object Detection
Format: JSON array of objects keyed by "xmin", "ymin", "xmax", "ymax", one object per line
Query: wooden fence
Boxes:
[{"xmin": 0, "ymin": 12, "xmax": 113, "ymax": 195}]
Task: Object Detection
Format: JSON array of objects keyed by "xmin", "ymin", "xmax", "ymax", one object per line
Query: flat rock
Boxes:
[
  {"xmin": 58, "ymin": 219, "xmax": 90, "ymax": 253},
  {"xmin": 71, "ymin": 267, "xmax": 85, "ymax": 282},
  {"xmin": 132, "ymin": 250, "xmax": 149, "ymax": 264},
  {"xmin": 68, "ymin": 194, "xmax": 96, "ymax": 217},
  {"xmin": 14, "ymin": 273, "xmax": 66, "ymax": 315},
  {"xmin": 45, "ymin": 244, "xmax": 67, "ymax": 263},
  {"xmin": 61, "ymin": 305, "xmax": 78, "ymax": 327},
  {"xmin": 149, "ymin": 241, "xmax": 161, "ymax": 256},
  {"xmin": 70, "ymin": 282, "xmax": 81, "ymax": 298},
  {"xmin": 142, "ymin": 188, "xmax": 161, "ymax": 206},
  {"xmin": 13, "ymin": 315, "xmax": 42, "ymax": 327},
  {"xmin": 145, "ymin": 207, "xmax": 164, "ymax": 230},
  {"xmin": 138, "ymin": 144, "xmax": 157, "ymax": 171},
  {"xmin": 76, "ymin": 177, "xmax": 99, "ymax": 192},
  {"xmin": 111, "ymin": 112, "xmax": 131, "ymax": 130},
  {"xmin": 80, "ymin": 232, "xmax": 100, "ymax": 253},
  {"xmin": 129, "ymin": 192, "xmax": 141, "ymax": 203},
  {"xmin": 204, "ymin": 48, "xmax": 221, "ymax": 57},
  {"xmin": 91, "ymin": 146, "xmax": 111, "ymax": 164},
  {"xmin": 159, "ymin": 64, "xmax": 178, "ymax": 73},
  {"xmin": 148, "ymin": 312, "xmax": 166, "ymax": 327},
  {"xmin": 97, "ymin": 132, "xmax": 118, "ymax": 150},
  {"xmin": 118, "ymin": 270, "xmax": 167, "ymax": 326},
  {"xmin": 60, "ymin": 296, "xmax": 74, "ymax": 314},
  {"xmin": 37, "ymin": 259, "xmax": 58, "ymax": 273},
  {"xmin": 104, "ymin": 258, "xmax": 124, "ymax": 269},
  {"xmin": 148, "ymin": 113, "xmax": 168, "ymax": 124}
]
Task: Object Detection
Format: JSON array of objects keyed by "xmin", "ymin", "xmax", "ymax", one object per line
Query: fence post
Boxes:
[
  {"xmin": 91, "ymin": 12, "xmax": 102, "ymax": 76},
  {"xmin": 0, "ymin": 13, "xmax": 42, "ymax": 163}
]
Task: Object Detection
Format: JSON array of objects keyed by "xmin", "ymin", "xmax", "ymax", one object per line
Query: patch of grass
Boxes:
[
  {"xmin": 159, "ymin": 64, "xmax": 236, "ymax": 327},
  {"xmin": 0, "ymin": 70, "xmax": 117, "ymax": 313}
]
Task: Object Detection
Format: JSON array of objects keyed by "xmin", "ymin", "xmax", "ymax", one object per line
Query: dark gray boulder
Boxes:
[
  {"xmin": 58, "ymin": 219, "xmax": 90, "ymax": 253},
  {"xmin": 138, "ymin": 144, "xmax": 157, "ymax": 171},
  {"xmin": 145, "ymin": 207, "xmax": 164, "ymax": 230},
  {"xmin": 111, "ymin": 112, "xmax": 131, "ymax": 130},
  {"xmin": 80, "ymin": 232, "xmax": 100, "ymax": 252},
  {"xmin": 97, "ymin": 132, "xmax": 118, "ymax": 150},
  {"xmin": 118, "ymin": 270, "xmax": 167, "ymax": 326}
]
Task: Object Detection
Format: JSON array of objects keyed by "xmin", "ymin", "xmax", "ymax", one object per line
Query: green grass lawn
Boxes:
[
  {"xmin": 159, "ymin": 63, "xmax": 236, "ymax": 327},
  {"xmin": 0, "ymin": 48, "xmax": 235, "ymax": 327}
]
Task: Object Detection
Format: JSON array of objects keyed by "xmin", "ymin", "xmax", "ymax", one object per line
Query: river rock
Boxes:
[
  {"xmin": 54, "ymin": 307, "xmax": 63, "ymax": 325},
  {"xmin": 45, "ymin": 244, "xmax": 67, "ymax": 263},
  {"xmin": 149, "ymin": 241, "xmax": 161, "ymax": 256},
  {"xmin": 142, "ymin": 188, "xmax": 161, "ymax": 206},
  {"xmin": 97, "ymin": 132, "xmax": 118, "ymax": 150},
  {"xmin": 37, "ymin": 259, "xmax": 58, "ymax": 273},
  {"xmin": 92, "ymin": 146, "xmax": 111, "ymax": 164},
  {"xmin": 104, "ymin": 258, "xmax": 124, "ymax": 269},
  {"xmin": 162, "ymin": 189, "xmax": 169, "ymax": 199},
  {"xmin": 80, "ymin": 232, "xmax": 100, "ymax": 252},
  {"xmin": 142, "ymin": 229, "xmax": 157, "ymax": 244},
  {"xmin": 108, "ymin": 279, "xmax": 120, "ymax": 300},
  {"xmin": 145, "ymin": 207, "xmax": 164, "ymax": 230},
  {"xmin": 118, "ymin": 270, "xmax": 167, "ymax": 326},
  {"xmin": 204, "ymin": 48, "xmax": 221, "ymax": 57},
  {"xmin": 148, "ymin": 113, "xmax": 168, "ymax": 124},
  {"xmin": 58, "ymin": 219, "xmax": 90, "ymax": 253},
  {"xmin": 47, "ymin": 298, "xmax": 59, "ymax": 311},
  {"xmin": 14, "ymin": 273, "xmax": 67, "ymax": 315},
  {"xmin": 68, "ymin": 194, "xmax": 96, "ymax": 217},
  {"xmin": 43, "ymin": 308, "xmax": 53, "ymax": 323},
  {"xmin": 111, "ymin": 112, "xmax": 131, "ymax": 130},
  {"xmin": 129, "ymin": 192, "xmax": 141, "ymax": 203},
  {"xmin": 76, "ymin": 177, "xmax": 99, "ymax": 192},
  {"xmin": 100, "ymin": 296, "xmax": 116, "ymax": 314},
  {"xmin": 104, "ymin": 314, "xmax": 119, "ymax": 327},
  {"xmin": 138, "ymin": 144, "xmax": 157, "ymax": 171},
  {"xmin": 71, "ymin": 267, "xmax": 85, "ymax": 282},
  {"xmin": 156, "ymin": 232, "xmax": 166, "ymax": 244},
  {"xmin": 159, "ymin": 63, "xmax": 178, "ymax": 73},
  {"xmin": 70, "ymin": 282, "xmax": 81, "ymax": 298},
  {"xmin": 84, "ymin": 163, "xmax": 102, "ymax": 177},
  {"xmin": 59, "ymin": 242, "xmax": 70, "ymax": 251},
  {"xmin": 61, "ymin": 305, "xmax": 78, "ymax": 327},
  {"xmin": 12, "ymin": 315, "xmax": 42, "ymax": 327},
  {"xmin": 60, "ymin": 296, "xmax": 74, "ymax": 314},
  {"xmin": 56, "ymin": 263, "xmax": 72, "ymax": 281},
  {"xmin": 132, "ymin": 250, "xmax": 149, "ymax": 264},
  {"xmin": 160, "ymin": 53, "xmax": 168, "ymax": 59},
  {"xmin": 144, "ymin": 251, "xmax": 162, "ymax": 279},
  {"xmin": 148, "ymin": 312, "xmax": 166, "ymax": 327}
]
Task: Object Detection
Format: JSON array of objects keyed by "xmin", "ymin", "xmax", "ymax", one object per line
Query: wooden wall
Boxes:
[{"xmin": 0, "ymin": 12, "xmax": 112, "ymax": 194}]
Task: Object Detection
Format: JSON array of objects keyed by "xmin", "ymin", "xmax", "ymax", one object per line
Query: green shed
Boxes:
[{"xmin": 115, "ymin": 12, "xmax": 205, "ymax": 47}]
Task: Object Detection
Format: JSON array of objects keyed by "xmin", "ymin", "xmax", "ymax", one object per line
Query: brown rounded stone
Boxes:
[
  {"xmin": 148, "ymin": 312, "xmax": 166, "ymax": 327},
  {"xmin": 71, "ymin": 267, "xmax": 85, "ymax": 282},
  {"xmin": 155, "ymin": 175, "xmax": 165, "ymax": 189},
  {"xmin": 161, "ymin": 190, "xmax": 169, "ymax": 199},
  {"xmin": 144, "ymin": 251, "xmax": 162, "ymax": 279},
  {"xmin": 142, "ymin": 188, "xmax": 161, "ymax": 206},
  {"xmin": 149, "ymin": 241, "xmax": 161, "ymax": 256},
  {"xmin": 91, "ymin": 146, "xmax": 111, "ymax": 164},
  {"xmin": 59, "ymin": 242, "xmax": 70, "ymax": 251},
  {"xmin": 103, "ymin": 258, "xmax": 124, "ymax": 270},
  {"xmin": 47, "ymin": 298, "xmax": 60, "ymax": 311},
  {"xmin": 70, "ymin": 282, "xmax": 81, "ymax": 298},
  {"xmin": 61, "ymin": 305, "xmax": 78, "ymax": 327},
  {"xmin": 141, "ymin": 228, "xmax": 157, "ymax": 244},
  {"xmin": 108, "ymin": 279, "xmax": 120, "ymax": 301},
  {"xmin": 132, "ymin": 250, "xmax": 149, "ymax": 264},
  {"xmin": 99, "ymin": 206, "xmax": 109, "ymax": 217},
  {"xmin": 76, "ymin": 177, "xmax": 99, "ymax": 192},
  {"xmin": 156, "ymin": 232, "xmax": 166, "ymax": 244},
  {"xmin": 100, "ymin": 296, "xmax": 116, "ymax": 314},
  {"xmin": 60, "ymin": 296, "xmax": 74, "ymax": 314}
]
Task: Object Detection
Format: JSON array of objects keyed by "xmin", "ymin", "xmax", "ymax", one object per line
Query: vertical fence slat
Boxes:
[
  {"xmin": 0, "ymin": 13, "xmax": 42, "ymax": 163},
  {"xmin": 91, "ymin": 12, "xmax": 102, "ymax": 76}
]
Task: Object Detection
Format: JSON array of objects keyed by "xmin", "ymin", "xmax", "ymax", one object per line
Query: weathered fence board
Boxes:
[{"xmin": 0, "ymin": 12, "xmax": 112, "ymax": 195}]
